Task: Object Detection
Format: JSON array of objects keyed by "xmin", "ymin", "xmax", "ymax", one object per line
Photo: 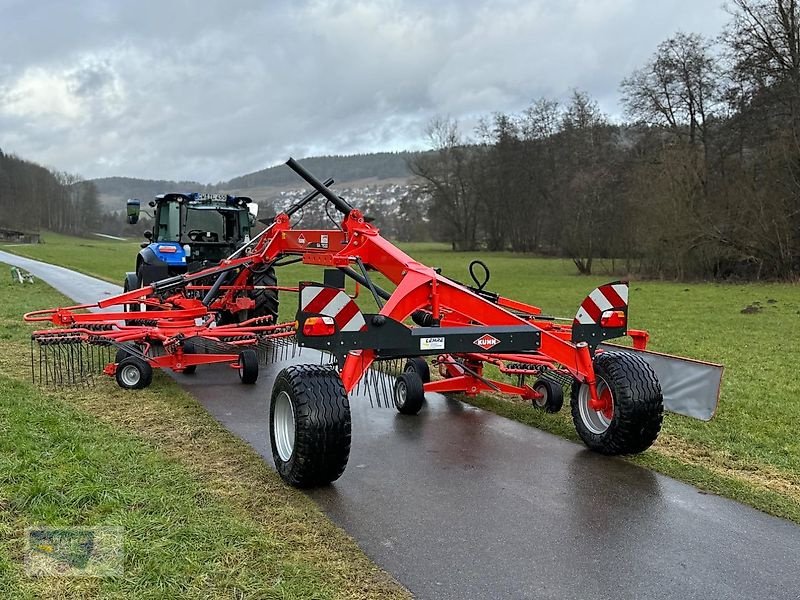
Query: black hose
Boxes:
[
  {"xmin": 202, "ymin": 271, "xmax": 231, "ymax": 306},
  {"xmin": 340, "ymin": 266, "xmax": 435, "ymax": 326},
  {"xmin": 469, "ymin": 260, "xmax": 490, "ymax": 290},
  {"xmin": 340, "ymin": 267, "xmax": 391, "ymax": 300}
]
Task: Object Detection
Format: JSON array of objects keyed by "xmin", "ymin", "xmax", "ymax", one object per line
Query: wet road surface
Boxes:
[{"xmin": 4, "ymin": 250, "xmax": 800, "ymax": 600}]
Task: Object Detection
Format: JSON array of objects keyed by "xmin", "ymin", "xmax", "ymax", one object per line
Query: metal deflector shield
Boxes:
[{"xmin": 600, "ymin": 343, "xmax": 723, "ymax": 421}]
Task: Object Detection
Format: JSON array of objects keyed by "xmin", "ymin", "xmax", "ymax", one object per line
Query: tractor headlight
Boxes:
[{"xmin": 183, "ymin": 244, "xmax": 191, "ymax": 256}]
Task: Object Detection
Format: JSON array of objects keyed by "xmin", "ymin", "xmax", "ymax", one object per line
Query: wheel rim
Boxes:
[
  {"xmin": 273, "ymin": 391, "xmax": 295, "ymax": 462},
  {"xmin": 119, "ymin": 364, "xmax": 141, "ymax": 387},
  {"xmin": 534, "ymin": 384, "xmax": 548, "ymax": 408},
  {"xmin": 578, "ymin": 377, "xmax": 613, "ymax": 434},
  {"xmin": 394, "ymin": 380, "xmax": 407, "ymax": 408}
]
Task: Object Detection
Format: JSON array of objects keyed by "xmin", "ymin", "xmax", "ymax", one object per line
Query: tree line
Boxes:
[
  {"xmin": 0, "ymin": 149, "xmax": 101, "ymax": 236},
  {"xmin": 412, "ymin": 0, "xmax": 800, "ymax": 280}
]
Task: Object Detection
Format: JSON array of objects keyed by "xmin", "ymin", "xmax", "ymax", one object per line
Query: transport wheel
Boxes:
[
  {"xmin": 238, "ymin": 349, "xmax": 259, "ymax": 384},
  {"xmin": 181, "ymin": 339, "xmax": 197, "ymax": 375},
  {"xmin": 403, "ymin": 357, "xmax": 431, "ymax": 383},
  {"xmin": 249, "ymin": 265, "xmax": 279, "ymax": 321},
  {"xmin": 532, "ymin": 378, "xmax": 564, "ymax": 413},
  {"xmin": 115, "ymin": 356, "xmax": 153, "ymax": 390},
  {"xmin": 571, "ymin": 351, "xmax": 663, "ymax": 455},
  {"xmin": 393, "ymin": 372, "xmax": 425, "ymax": 415},
  {"xmin": 269, "ymin": 365, "xmax": 351, "ymax": 487}
]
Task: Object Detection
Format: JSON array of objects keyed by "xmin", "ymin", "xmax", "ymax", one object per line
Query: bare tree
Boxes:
[
  {"xmin": 557, "ymin": 91, "xmax": 617, "ymax": 275},
  {"xmin": 621, "ymin": 32, "xmax": 720, "ymax": 146},
  {"xmin": 409, "ymin": 118, "xmax": 481, "ymax": 250}
]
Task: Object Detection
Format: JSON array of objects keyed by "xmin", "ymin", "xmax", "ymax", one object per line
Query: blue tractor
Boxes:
[{"xmin": 125, "ymin": 192, "xmax": 278, "ymax": 321}]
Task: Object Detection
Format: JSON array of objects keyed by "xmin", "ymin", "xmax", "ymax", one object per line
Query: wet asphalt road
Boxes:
[{"xmin": 4, "ymin": 250, "xmax": 800, "ymax": 600}]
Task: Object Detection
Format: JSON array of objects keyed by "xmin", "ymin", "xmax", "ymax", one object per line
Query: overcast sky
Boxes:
[{"xmin": 0, "ymin": 0, "xmax": 729, "ymax": 182}]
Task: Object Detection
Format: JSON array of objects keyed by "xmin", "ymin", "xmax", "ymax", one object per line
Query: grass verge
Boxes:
[{"xmin": 0, "ymin": 277, "xmax": 408, "ymax": 599}]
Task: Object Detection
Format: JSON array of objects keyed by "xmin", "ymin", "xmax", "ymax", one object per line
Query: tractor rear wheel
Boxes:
[
  {"xmin": 249, "ymin": 265, "xmax": 279, "ymax": 321},
  {"xmin": 269, "ymin": 365, "xmax": 351, "ymax": 487},
  {"xmin": 570, "ymin": 351, "xmax": 663, "ymax": 455}
]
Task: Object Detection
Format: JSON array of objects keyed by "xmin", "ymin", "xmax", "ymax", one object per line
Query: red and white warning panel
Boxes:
[
  {"xmin": 300, "ymin": 285, "xmax": 366, "ymax": 332},
  {"xmin": 574, "ymin": 282, "xmax": 629, "ymax": 325}
]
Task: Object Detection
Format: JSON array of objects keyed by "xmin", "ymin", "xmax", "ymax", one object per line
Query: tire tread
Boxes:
[
  {"xmin": 571, "ymin": 351, "xmax": 663, "ymax": 455},
  {"xmin": 271, "ymin": 365, "xmax": 351, "ymax": 487}
]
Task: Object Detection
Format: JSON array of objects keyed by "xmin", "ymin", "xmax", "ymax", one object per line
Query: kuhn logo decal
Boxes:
[{"xmin": 473, "ymin": 334, "xmax": 500, "ymax": 350}]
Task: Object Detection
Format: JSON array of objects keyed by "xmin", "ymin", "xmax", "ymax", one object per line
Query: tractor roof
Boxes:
[{"xmin": 154, "ymin": 192, "xmax": 253, "ymax": 207}]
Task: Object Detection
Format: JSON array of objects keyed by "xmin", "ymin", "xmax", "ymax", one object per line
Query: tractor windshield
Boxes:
[{"xmin": 184, "ymin": 207, "xmax": 240, "ymax": 243}]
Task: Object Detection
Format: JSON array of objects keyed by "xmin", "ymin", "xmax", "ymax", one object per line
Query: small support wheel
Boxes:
[
  {"xmin": 238, "ymin": 349, "xmax": 259, "ymax": 384},
  {"xmin": 115, "ymin": 356, "xmax": 153, "ymax": 390},
  {"xmin": 393, "ymin": 372, "xmax": 425, "ymax": 415},
  {"xmin": 269, "ymin": 365, "xmax": 351, "ymax": 487},
  {"xmin": 571, "ymin": 351, "xmax": 664, "ymax": 455},
  {"xmin": 403, "ymin": 357, "xmax": 431, "ymax": 383},
  {"xmin": 532, "ymin": 378, "xmax": 563, "ymax": 413}
]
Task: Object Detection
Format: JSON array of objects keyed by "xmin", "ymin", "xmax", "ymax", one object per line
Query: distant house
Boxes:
[{"xmin": 0, "ymin": 228, "xmax": 40, "ymax": 244}]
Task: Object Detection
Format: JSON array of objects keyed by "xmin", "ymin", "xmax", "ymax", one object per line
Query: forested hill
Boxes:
[
  {"xmin": 0, "ymin": 149, "xmax": 100, "ymax": 235},
  {"xmin": 92, "ymin": 151, "xmax": 421, "ymax": 201},
  {"xmin": 222, "ymin": 151, "xmax": 420, "ymax": 189}
]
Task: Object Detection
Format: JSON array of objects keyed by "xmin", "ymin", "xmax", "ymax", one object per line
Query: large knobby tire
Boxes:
[
  {"xmin": 250, "ymin": 265, "xmax": 279, "ymax": 321},
  {"xmin": 571, "ymin": 351, "xmax": 663, "ymax": 455},
  {"xmin": 270, "ymin": 365, "xmax": 351, "ymax": 488}
]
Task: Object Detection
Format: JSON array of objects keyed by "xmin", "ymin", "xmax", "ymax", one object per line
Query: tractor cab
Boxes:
[{"xmin": 125, "ymin": 192, "xmax": 258, "ymax": 288}]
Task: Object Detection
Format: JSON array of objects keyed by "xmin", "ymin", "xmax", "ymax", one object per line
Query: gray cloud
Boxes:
[{"xmin": 0, "ymin": 0, "xmax": 729, "ymax": 181}]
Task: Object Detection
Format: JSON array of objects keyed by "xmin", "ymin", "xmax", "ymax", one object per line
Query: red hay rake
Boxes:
[{"xmin": 26, "ymin": 158, "xmax": 722, "ymax": 488}]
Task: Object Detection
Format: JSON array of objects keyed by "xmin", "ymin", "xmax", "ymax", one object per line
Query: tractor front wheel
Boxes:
[
  {"xmin": 269, "ymin": 365, "xmax": 351, "ymax": 487},
  {"xmin": 571, "ymin": 351, "xmax": 663, "ymax": 455}
]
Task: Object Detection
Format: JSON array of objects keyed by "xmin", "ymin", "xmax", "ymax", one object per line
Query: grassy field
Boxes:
[
  {"xmin": 3, "ymin": 232, "xmax": 141, "ymax": 284},
  {"xmin": 0, "ymin": 277, "xmax": 408, "ymax": 598},
  {"xmin": 4, "ymin": 233, "xmax": 800, "ymax": 523}
]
